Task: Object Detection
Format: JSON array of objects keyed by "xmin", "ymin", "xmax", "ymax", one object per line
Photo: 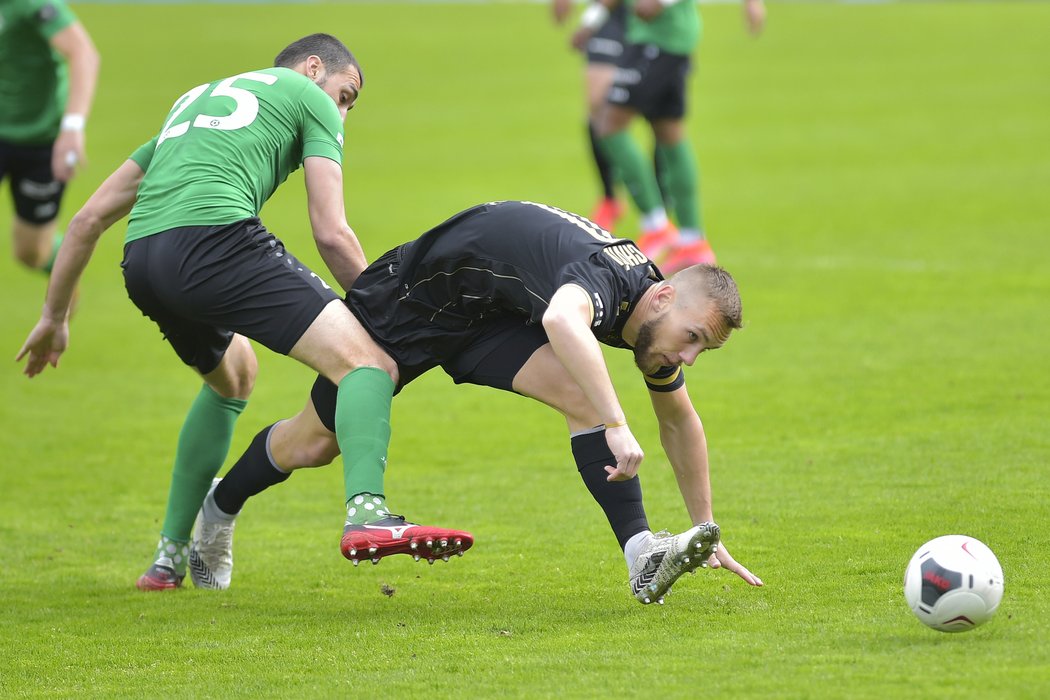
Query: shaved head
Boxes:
[{"xmin": 667, "ymin": 264, "xmax": 743, "ymax": 342}]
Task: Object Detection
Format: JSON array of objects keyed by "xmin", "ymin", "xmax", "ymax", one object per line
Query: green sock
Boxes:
[
  {"xmin": 600, "ymin": 131, "xmax": 664, "ymax": 216},
  {"xmin": 345, "ymin": 492, "xmax": 393, "ymax": 525},
  {"xmin": 41, "ymin": 231, "xmax": 63, "ymax": 274},
  {"xmin": 152, "ymin": 535, "xmax": 190, "ymax": 576},
  {"xmin": 159, "ymin": 384, "xmax": 247, "ymax": 547},
  {"xmin": 335, "ymin": 367, "xmax": 394, "ymax": 504},
  {"xmin": 656, "ymin": 141, "xmax": 702, "ymax": 232}
]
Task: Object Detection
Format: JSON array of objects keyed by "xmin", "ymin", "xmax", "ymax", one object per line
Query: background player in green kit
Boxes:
[
  {"xmin": 17, "ymin": 34, "xmax": 457, "ymax": 592},
  {"xmin": 0, "ymin": 0, "xmax": 98, "ymax": 277},
  {"xmin": 575, "ymin": 0, "xmax": 764, "ymax": 273}
]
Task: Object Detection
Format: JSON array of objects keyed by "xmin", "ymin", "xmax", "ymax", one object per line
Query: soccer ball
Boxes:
[{"xmin": 903, "ymin": 535, "xmax": 1004, "ymax": 632}]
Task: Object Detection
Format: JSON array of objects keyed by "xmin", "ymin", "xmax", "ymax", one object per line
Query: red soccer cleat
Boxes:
[
  {"xmin": 660, "ymin": 238, "xmax": 717, "ymax": 275},
  {"xmin": 590, "ymin": 197, "xmax": 624, "ymax": 232},
  {"xmin": 135, "ymin": 562, "xmax": 184, "ymax": 591},
  {"xmin": 636, "ymin": 222, "xmax": 680, "ymax": 266},
  {"xmin": 341, "ymin": 515, "xmax": 474, "ymax": 566}
]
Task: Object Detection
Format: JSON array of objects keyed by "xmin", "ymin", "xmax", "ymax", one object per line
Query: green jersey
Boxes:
[
  {"xmin": 0, "ymin": 0, "xmax": 77, "ymax": 145},
  {"xmin": 125, "ymin": 67, "xmax": 344, "ymax": 243},
  {"xmin": 624, "ymin": 0, "xmax": 702, "ymax": 56}
]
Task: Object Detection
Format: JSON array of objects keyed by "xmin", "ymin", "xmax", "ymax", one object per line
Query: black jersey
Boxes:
[{"xmin": 391, "ymin": 200, "xmax": 660, "ymax": 348}]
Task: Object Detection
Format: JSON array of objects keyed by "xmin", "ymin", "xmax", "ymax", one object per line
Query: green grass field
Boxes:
[{"xmin": 2, "ymin": 1, "xmax": 1048, "ymax": 697}]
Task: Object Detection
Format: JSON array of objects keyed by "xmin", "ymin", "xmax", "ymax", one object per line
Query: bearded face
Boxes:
[{"xmin": 632, "ymin": 313, "xmax": 668, "ymax": 374}]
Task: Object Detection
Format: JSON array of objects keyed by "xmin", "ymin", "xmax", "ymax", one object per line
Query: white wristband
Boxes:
[
  {"xmin": 61, "ymin": 114, "xmax": 85, "ymax": 132},
  {"xmin": 580, "ymin": 3, "xmax": 609, "ymax": 31}
]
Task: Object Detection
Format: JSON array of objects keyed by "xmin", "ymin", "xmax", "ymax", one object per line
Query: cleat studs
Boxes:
[
  {"xmin": 413, "ymin": 554, "xmax": 421, "ymax": 561},
  {"xmin": 369, "ymin": 547, "xmax": 378, "ymax": 556},
  {"xmin": 440, "ymin": 539, "xmax": 448, "ymax": 548},
  {"xmin": 426, "ymin": 539, "xmax": 434, "ymax": 549},
  {"xmin": 643, "ymin": 597, "xmax": 651, "ymax": 604},
  {"xmin": 349, "ymin": 548, "xmax": 357, "ymax": 557},
  {"xmin": 410, "ymin": 541, "xmax": 418, "ymax": 551},
  {"xmin": 428, "ymin": 558, "xmax": 435, "ymax": 565},
  {"xmin": 456, "ymin": 551, "xmax": 463, "ymax": 557},
  {"xmin": 682, "ymin": 556, "xmax": 690, "ymax": 565},
  {"xmin": 352, "ymin": 559, "xmax": 359, "ymax": 567},
  {"xmin": 372, "ymin": 558, "xmax": 380, "ymax": 565},
  {"xmin": 658, "ymin": 598, "xmax": 665, "ymax": 605},
  {"xmin": 442, "ymin": 555, "xmax": 449, "ymax": 562},
  {"xmin": 454, "ymin": 538, "xmax": 462, "ymax": 546}
]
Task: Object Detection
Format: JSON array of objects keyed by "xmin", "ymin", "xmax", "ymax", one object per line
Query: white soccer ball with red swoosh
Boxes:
[{"xmin": 903, "ymin": 535, "xmax": 1004, "ymax": 632}]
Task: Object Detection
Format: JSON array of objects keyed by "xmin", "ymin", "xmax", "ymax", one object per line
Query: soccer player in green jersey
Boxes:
[
  {"xmin": 0, "ymin": 0, "xmax": 99, "ymax": 277},
  {"xmin": 18, "ymin": 33, "xmax": 457, "ymax": 592},
  {"xmin": 575, "ymin": 0, "xmax": 765, "ymax": 273}
]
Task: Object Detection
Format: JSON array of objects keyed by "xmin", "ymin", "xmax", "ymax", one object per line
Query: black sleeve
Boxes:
[{"xmin": 644, "ymin": 365, "xmax": 685, "ymax": 393}]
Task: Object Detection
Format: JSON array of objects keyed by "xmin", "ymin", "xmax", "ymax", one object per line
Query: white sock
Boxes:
[
  {"xmin": 641, "ymin": 209, "xmax": 668, "ymax": 232},
  {"xmin": 202, "ymin": 489, "xmax": 237, "ymax": 522},
  {"xmin": 678, "ymin": 227, "xmax": 703, "ymax": 243},
  {"xmin": 623, "ymin": 530, "xmax": 654, "ymax": 568}
]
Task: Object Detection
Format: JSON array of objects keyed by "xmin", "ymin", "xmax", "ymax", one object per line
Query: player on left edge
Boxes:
[{"xmin": 0, "ymin": 0, "xmax": 99, "ymax": 280}]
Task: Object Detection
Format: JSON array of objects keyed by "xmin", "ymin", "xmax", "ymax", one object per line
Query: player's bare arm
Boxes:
[
  {"xmin": 542, "ymin": 283, "xmax": 644, "ymax": 480},
  {"xmin": 48, "ymin": 21, "xmax": 99, "ymax": 182},
  {"xmin": 303, "ymin": 155, "xmax": 368, "ymax": 291},
  {"xmin": 649, "ymin": 384, "xmax": 764, "ymax": 586},
  {"xmin": 16, "ymin": 159, "xmax": 144, "ymax": 377}
]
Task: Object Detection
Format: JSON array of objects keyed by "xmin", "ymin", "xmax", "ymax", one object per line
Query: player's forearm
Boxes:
[
  {"xmin": 42, "ymin": 225, "xmax": 97, "ymax": 321},
  {"xmin": 660, "ymin": 414, "xmax": 715, "ymax": 523},
  {"xmin": 315, "ymin": 228, "xmax": 367, "ymax": 292},
  {"xmin": 651, "ymin": 391, "xmax": 715, "ymax": 522}
]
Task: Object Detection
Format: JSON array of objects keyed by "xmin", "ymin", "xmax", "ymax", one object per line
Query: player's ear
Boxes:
[{"xmin": 653, "ymin": 283, "xmax": 676, "ymax": 313}]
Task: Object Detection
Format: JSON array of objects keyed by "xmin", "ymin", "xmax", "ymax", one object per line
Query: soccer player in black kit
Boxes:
[{"xmin": 192, "ymin": 200, "xmax": 763, "ymax": 604}]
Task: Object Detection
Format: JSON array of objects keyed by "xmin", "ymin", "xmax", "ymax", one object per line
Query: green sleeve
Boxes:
[
  {"xmin": 128, "ymin": 136, "xmax": 159, "ymax": 171},
  {"xmin": 27, "ymin": 0, "xmax": 78, "ymax": 40},
  {"xmin": 300, "ymin": 83, "xmax": 344, "ymax": 165}
]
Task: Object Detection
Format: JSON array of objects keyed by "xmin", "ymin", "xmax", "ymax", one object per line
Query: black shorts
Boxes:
[
  {"xmin": 586, "ymin": 14, "xmax": 626, "ymax": 66},
  {"xmin": 607, "ymin": 43, "xmax": 691, "ymax": 121},
  {"xmin": 309, "ymin": 245, "xmax": 551, "ymax": 432},
  {"xmin": 121, "ymin": 218, "xmax": 340, "ymax": 374},
  {"xmin": 0, "ymin": 139, "xmax": 65, "ymax": 224}
]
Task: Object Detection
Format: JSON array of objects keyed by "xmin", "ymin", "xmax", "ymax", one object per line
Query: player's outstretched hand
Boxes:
[
  {"xmin": 51, "ymin": 129, "xmax": 86, "ymax": 183},
  {"xmin": 602, "ymin": 423, "xmax": 644, "ymax": 481},
  {"xmin": 16, "ymin": 317, "xmax": 69, "ymax": 378},
  {"xmin": 709, "ymin": 542, "xmax": 764, "ymax": 587}
]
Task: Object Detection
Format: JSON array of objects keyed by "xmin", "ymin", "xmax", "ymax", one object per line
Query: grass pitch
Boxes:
[{"xmin": 2, "ymin": 2, "xmax": 1048, "ymax": 697}]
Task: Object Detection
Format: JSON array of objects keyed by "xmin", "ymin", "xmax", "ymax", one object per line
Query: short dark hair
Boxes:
[{"xmin": 274, "ymin": 33, "xmax": 364, "ymax": 87}]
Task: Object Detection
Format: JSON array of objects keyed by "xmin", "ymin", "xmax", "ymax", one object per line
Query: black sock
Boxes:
[
  {"xmin": 571, "ymin": 428, "xmax": 649, "ymax": 549},
  {"xmin": 589, "ymin": 121, "xmax": 616, "ymax": 199},
  {"xmin": 213, "ymin": 423, "xmax": 290, "ymax": 515}
]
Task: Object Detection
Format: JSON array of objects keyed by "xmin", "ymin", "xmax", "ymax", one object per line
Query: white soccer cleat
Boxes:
[
  {"xmin": 189, "ymin": 479, "xmax": 235, "ymax": 590},
  {"xmin": 629, "ymin": 522, "xmax": 721, "ymax": 605}
]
